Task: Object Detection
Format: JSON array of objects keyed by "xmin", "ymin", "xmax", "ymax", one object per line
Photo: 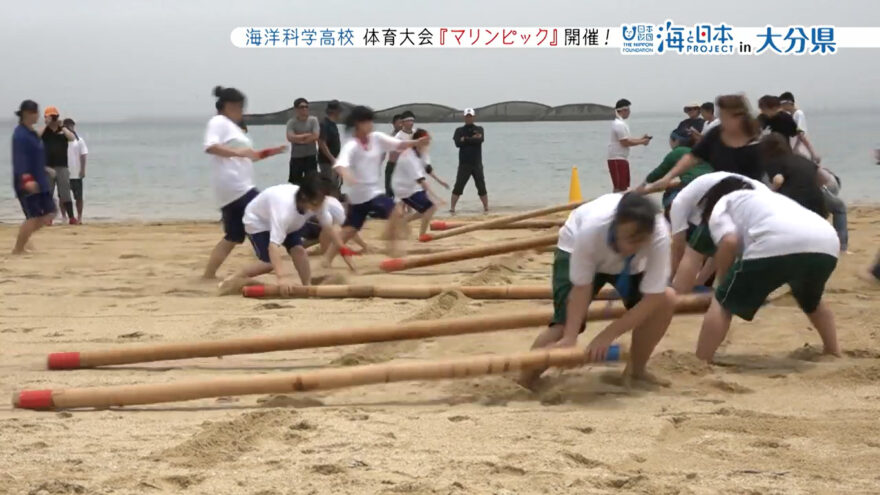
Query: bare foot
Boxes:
[
  {"xmin": 11, "ymin": 249, "xmax": 26, "ymax": 256},
  {"xmin": 217, "ymin": 275, "xmax": 249, "ymax": 296},
  {"xmin": 513, "ymin": 372, "xmax": 542, "ymax": 392},
  {"xmin": 623, "ymin": 369, "xmax": 672, "ymax": 389}
]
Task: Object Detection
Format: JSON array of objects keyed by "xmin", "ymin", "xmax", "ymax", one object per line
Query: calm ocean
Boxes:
[{"xmin": 1, "ymin": 111, "xmax": 877, "ymax": 223}]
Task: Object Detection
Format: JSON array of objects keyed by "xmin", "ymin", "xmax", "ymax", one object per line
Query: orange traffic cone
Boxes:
[{"xmin": 569, "ymin": 166, "xmax": 583, "ymax": 202}]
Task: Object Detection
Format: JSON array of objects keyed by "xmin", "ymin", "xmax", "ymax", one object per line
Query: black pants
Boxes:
[
  {"xmin": 289, "ymin": 155, "xmax": 318, "ymax": 185},
  {"xmin": 385, "ymin": 161, "xmax": 396, "ymax": 198},
  {"xmin": 452, "ymin": 162, "xmax": 487, "ymax": 196}
]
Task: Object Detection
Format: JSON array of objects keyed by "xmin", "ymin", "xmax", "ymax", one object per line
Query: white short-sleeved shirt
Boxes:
[
  {"xmin": 607, "ymin": 118, "xmax": 631, "ymax": 160},
  {"xmin": 557, "ymin": 194, "xmax": 622, "ymax": 253},
  {"xmin": 392, "ymin": 149, "xmax": 429, "ymax": 199},
  {"xmin": 67, "ymin": 136, "xmax": 88, "ymax": 177},
  {"xmin": 702, "ymin": 118, "xmax": 721, "ymax": 134},
  {"xmin": 204, "ymin": 115, "xmax": 255, "ymax": 207},
  {"xmin": 323, "ymin": 196, "xmax": 346, "ymax": 225},
  {"xmin": 567, "ymin": 194, "xmax": 671, "ymax": 294},
  {"xmin": 708, "ymin": 189, "xmax": 839, "ymax": 260},
  {"xmin": 243, "ymin": 184, "xmax": 332, "ymax": 244},
  {"xmin": 668, "ymin": 172, "xmax": 768, "ymax": 235},
  {"xmin": 334, "ymin": 132, "xmax": 402, "ymax": 204}
]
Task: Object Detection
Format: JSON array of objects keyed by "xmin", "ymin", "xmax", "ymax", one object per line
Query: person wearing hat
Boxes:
[
  {"xmin": 675, "ymin": 102, "xmax": 705, "ymax": 147},
  {"xmin": 286, "ymin": 97, "xmax": 320, "ymax": 186},
  {"xmin": 62, "ymin": 118, "xmax": 88, "ymax": 223},
  {"xmin": 39, "ymin": 105, "xmax": 77, "ymax": 224},
  {"xmin": 607, "ymin": 99, "xmax": 651, "ymax": 193},
  {"xmin": 11, "ymin": 100, "xmax": 56, "ymax": 254},
  {"xmin": 317, "ymin": 100, "xmax": 343, "ymax": 195},
  {"xmin": 450, "ymin": 108, "xmax": 488, "ymax": 214}
]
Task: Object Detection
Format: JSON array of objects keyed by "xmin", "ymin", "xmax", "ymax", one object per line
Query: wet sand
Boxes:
[{"xmin": 1, "ymin": 207, "xmax": 879, "ymax": 495}]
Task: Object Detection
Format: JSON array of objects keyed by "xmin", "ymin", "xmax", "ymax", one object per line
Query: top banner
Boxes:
[{"xmin": 230, "ymin": 22, "xmax": 880, "ymax": 54}]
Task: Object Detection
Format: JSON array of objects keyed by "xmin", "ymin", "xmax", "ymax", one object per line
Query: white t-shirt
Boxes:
[
  {"xmin": 67, "ymin": 136, "xmax": 88, "ymax": 177},
  {"xmin": 567, "ymin": 194, "xmax": 671, "ymax": 294},
  {"xmin": 702, "ymin": 118, "xmax": 721, "ymax": 134},
  {"xmin": 334, "ymin": 132, "xmax": 402, "ymax": 204},
  {"xmin": 392, "ymin": 149, "xmax": 430, "ymax": 199},
  {"xmin": 323, "ymin": 196, "xmax": 346, "ymax": 225},
  {"xmin": 607, "ymin": 118, "xmax": 631, "ymax": 160},
  {"xmin": 708, "ymin": 189, "xmax": 839, "ymax": 260},
  {"xmin": 243, "ymin": 184, "xmax": 332, "ymax": 244},
  {"xmin": 557, "ymin": 193, "xmax": 621, "ymax": 253},
  {"xmin": 204, "ymin": 115, "xmax": 255, "ymax": 207},
  {"xmin": 790, "ymin": 109, "xmax": 811, "ymax": 159},
  {"xmin": 669, "ymin": 172, "xmax": 768, "ymax": 235}
]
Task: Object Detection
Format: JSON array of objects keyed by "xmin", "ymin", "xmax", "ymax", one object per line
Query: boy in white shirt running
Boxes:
[
  {"xmin": 696, "ymin": 177, "xmax": 840, "ymax": 362},
  {"xmin": 518, "ymin": 193, "xmax": 676, "ymax": 389},
  {"xmin": 391, "ymin": 128, "xmax": 446, "ymax": 240}
]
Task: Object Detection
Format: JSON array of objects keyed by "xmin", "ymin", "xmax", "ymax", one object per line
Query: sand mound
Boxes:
[
  {"xmin": 158, "ymin": 410, "xmax": 298, "ymax": 467},
  {"xmin": 651, "ymin": 350, "xmax": 714, "ymax": 377},
  {"xmin": 28, "ymin": 481, "xmax": 86, "ymax": 495},
  {"xmin": 443, "ymin": 376, "xmax": 533, "ymax": 406},
  {"xmin": 312, "ymin": 273, "xmax": 349, "ymax": 286},
  {"xmin": 402, "ymin": 290, "xmax": 473, "ymax": 322},
  {"xmin": 819, "ymin": 364, "xmax": 880, "ymax": 384},
  {"xmin": 788, "ymin": 343, "xmax": 830, "ymax": 361}
]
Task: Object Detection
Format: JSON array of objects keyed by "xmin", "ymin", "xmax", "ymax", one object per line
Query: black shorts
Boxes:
[
  {"xmin": 300, "ymin": 219, "xmax": 322, "ymax": 240},
  {"xmin": 344, "ymin": 195, "xmax": 394, "ymax": 231},
  {"xmin": 452, "ymin": 162, "xmax": 487, "ymax": 197},
  {"xmin": 220, "ymin": 188, "xmax": 259, "ymax": 243},
  {"xmin": 248, "ymin": 231, "xmax": 303, "ymax": 263},
  {"xmin": 402, "ymin": 190, "xmax": 434, "ymax": 214},
  {"xmin": 289, "ymin": 155, "xmax": 318, "ymax": 185},
  {"xmin": 69, "ymin": 179, "xmax": 83, "ymax": 201}
]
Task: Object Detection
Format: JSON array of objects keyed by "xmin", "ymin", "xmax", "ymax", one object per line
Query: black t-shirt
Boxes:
[
  {"xmin": 764, "ymin": 154, "xmax": 826, "ymax": 217},
  {"xmin": 318, "ymin": 117, "xmax": 340, "ymax": 164},
  {"xmin": 453, "ymin": 124, "xmax": 484, "ymax": 165},
  {"xmin": 758, "ymin": 112, "xmax": 799, "ymax": 138},
  {"xmin": 42, "ymin": 127, "xmax": 69, "ymax": 167},
  {"xmin": 691, "ymin": 127, "xmax": 763, "ymax": 180}
]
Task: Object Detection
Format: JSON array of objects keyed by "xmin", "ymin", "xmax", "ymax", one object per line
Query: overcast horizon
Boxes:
[{"xmin": 2, "ymin": 0, "xmax": 878, "ymax": 122}]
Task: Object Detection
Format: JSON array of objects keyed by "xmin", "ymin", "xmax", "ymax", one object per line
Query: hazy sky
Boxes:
[{"xmin": 2, "ymin": 0, "xmax": 878, "ymax": 121}]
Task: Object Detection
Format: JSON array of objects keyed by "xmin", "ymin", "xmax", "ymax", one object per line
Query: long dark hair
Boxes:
[
  {"xmin": 698, "ymin": 177, "xmax": 755, "ymax": 225},
  {"xmin": 716, "ymin": 94, "xmax": 760, "ymax": 140},
  {"xmin": 213, "ymin": 86, "xmax": 245, "ymax": 113}
]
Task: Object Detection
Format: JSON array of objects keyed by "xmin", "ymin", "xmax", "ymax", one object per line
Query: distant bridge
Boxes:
[{"xmin": 244, "ymin": 100, "xmax": 614, "ymax": 125}]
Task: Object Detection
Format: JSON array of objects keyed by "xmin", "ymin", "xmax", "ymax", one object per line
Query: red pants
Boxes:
[{"xmin": 607, "ymin": 159, "xmax": 630, "ymax": 191}]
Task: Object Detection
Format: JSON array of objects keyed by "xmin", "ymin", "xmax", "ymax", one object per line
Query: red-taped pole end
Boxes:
[
  {"xmin": 47, "ymin": 351, "xmax": 81, "ymax": 370},
  {"xmin": 242, "ymin": 285, "xmax": 267, "ymax": 298},
  {"xmin": 429, "ymin": 221, "xmax": 447, "ymax": 231},
  {"xmin": 379, "ymin": 258, "xmax": 406, "ymax": 272},
  {"xmin": 14, "ymin": 390, "xmax": 54, "ymax": 410},
  {"xmin": 418, "ymin": 233, "xmax": 433, "ymax": 243}
]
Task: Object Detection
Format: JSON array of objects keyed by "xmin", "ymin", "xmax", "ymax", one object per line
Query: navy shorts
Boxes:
[
  {"xmin": 343, "ymin": 195, "xmax": 394, "ymax": 230},
  {"xmin": 402, "ymin": 190, "xmax": 434, "ymax": 214},
  {"xmin": 300, "ymin": 219, "xmax": 322, "ymax": 240},
  {"xmin": 221, "ymin": 188, "xmax": 259, "ymax": 243},
  {"xmin": 248, "ymin": 231, "xmax": 303, "ymax": 263},
  {"xmin": 18, "ymin": 192, "xmax": 56, "ymax": 219}
]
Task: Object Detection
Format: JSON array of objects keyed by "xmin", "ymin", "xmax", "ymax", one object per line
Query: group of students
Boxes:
[
  {"xmin": 10, "ymin": 100, "xmax": 89, "ymax": 254},
  {"xmin": 201, "ymin": 86, "xmax": 451, "ymax": 288},
  {"xmin": 520, "ymin": 93, "xmax": 849, "ymax": 388}
]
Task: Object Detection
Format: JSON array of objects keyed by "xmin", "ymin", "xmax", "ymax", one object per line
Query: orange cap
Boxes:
[{"xmin": 44, "ymin": 106, "xmax": 60, "ymax": 117}]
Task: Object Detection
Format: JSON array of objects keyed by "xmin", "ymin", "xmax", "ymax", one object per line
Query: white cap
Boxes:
[{"xmin": 463, "ymin": 108, "xmax": 475, "ymax": 116}]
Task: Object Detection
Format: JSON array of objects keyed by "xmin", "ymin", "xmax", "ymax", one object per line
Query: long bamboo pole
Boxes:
[
  {"xmin": 44, "ymin": 295, "xmax": 710, "ymax": 370},
  {"xmin": 15, "ymin": 345, "xmax": 629, "ymax": 410},
  {"xmin": 381, "ymin": 234, "xmax": 559, "ymax": 272},
  {"xmin": 242, "ymin": 284, "xmax": 619, "ymax": 300},
  {"xmin": 430, "ymin": 219, "xmax": 564, "ymax": 231},
  {"xmin": 419, "ymin": 202, "xmax": 580, "ymax": 242}
]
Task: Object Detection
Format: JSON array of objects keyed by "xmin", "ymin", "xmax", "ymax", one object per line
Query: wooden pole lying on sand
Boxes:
[
  {"xmin": 15, "ymin": 345, "xmax": 629, "ymax": 410},
  {"xmin": 430, "ymin": 219, "xmax": 564, "ymax": 231},
  {"xmin": 381, "ymin": 233, "xmax": 559, "ymax": 272},
  {"xmin": 419, "ymin": 202, "xmax": 580, "ymax": 242},
  {"xmin": 44, "ymin": 294, "xmax": 710, "ymax": 370},
  {"xmin": 242, "ymin": 284, "xmax": 619, "ymax": 300}
]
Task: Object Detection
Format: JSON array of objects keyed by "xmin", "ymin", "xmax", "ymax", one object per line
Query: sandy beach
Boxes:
[{"xmin": 1, "ymin": 208, "xmax": 879, "ymax": 495}]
